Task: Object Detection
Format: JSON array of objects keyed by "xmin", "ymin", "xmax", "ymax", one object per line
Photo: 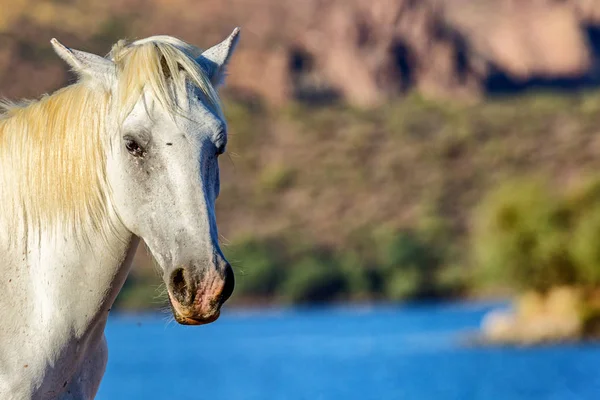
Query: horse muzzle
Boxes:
[{"xmin": 166, "ymin": 261, "xmax": 235, "ymax": 325}]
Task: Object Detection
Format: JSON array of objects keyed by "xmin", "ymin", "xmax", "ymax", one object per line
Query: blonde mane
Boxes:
[{"xmin": 0, "ymin": 36, "xmax": 222, "ymax": 245}]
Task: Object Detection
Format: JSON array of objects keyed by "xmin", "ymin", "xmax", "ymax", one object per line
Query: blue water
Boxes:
[{"xmin": 97, "ymin": 302, "xmax": 600, "ymax": 400}]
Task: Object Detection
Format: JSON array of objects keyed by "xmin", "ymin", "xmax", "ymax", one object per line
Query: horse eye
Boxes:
[
  {"xmin": 216, "ymin": 144, "xmax": 225, "ymax": 157},
  {"xmin": 125, "ymin": 138, "xmax": 145, "ymax": 157}
]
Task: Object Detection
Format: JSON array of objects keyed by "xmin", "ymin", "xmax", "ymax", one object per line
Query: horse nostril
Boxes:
[
  {"xmin": 221, "ymin": 263, "xmax": 235, "ymax": 304},
  {"xmin": 170, "ymin": 268, "xmax": 189, "ymax": 305}
]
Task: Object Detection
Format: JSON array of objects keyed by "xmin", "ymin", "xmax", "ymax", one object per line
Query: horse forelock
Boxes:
[{"xmin": 110, "ymin": 36, "xmax": 223, "ymax": 122}]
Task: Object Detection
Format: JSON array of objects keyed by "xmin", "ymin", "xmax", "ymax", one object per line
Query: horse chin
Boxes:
[
  {"xmin": 173, "ymin": 310, "xmax": 221, "ymax": 326},
  {"xmin": 167, "ymin": 297, "xmax": 221, "ymax": 326}
]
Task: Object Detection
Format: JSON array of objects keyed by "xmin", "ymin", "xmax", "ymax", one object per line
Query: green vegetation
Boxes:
[
  {"xmin": 222, "ymin": 224, "xmax": 462, "ymax": 306},
  {"xmin": 113, "ymin": 274, "xmax": 166, "ymax": 311},
  {"xmin": 472, "ymin": 177, "xmax": 600, "ymax": 292},
  {"xmin": 118, "ymin": 89, "xmax": 600, "ymax": 309}
]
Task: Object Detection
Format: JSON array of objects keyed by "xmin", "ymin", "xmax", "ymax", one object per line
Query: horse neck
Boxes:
[{"xmin": 1, "ymin": 214, "xmax": 138, "ymax": 336}]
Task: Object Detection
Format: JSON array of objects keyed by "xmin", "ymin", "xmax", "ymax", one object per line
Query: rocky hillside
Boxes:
[{"xmin": 2, "ymin": 1, "xmax": 600, "ymax": 106}]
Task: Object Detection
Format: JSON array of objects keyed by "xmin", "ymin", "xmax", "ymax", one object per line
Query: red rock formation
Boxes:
[{"xmin": 1, "ymin": 0, "xmax": 600, "ymax": 107}]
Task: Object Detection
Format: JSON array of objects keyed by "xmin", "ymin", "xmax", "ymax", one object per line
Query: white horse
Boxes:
[{"xmin": 0, "ymin": 28, "xmax": 240, "ymax": 399}]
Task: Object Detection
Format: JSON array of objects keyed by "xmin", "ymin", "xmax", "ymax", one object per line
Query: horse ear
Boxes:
[
  {"xmin": 50, "ymin": 38, "xmax": 114, "ymax": 80},
  {"xmin": 196, "ymin": 27, "xmax": 240, "ymax": 87}
]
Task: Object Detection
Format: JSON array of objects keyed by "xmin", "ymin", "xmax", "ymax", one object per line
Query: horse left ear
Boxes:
[
  {"xmin": 196, "ymin": 27, "xmax": 241, "ymax": 87},
  {"xmin": 50, "ymin": 38, "xmax": 114, "ymax": 80}
]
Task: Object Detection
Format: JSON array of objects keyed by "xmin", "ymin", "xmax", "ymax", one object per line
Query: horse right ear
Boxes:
[{"xmin": 51, "ymin": 38, "xmax": 115, "ymax": 80}]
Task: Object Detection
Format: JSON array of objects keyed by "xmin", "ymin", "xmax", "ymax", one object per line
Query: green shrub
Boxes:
[
  {"xmin": 384, "ymin": 267, "xmax": 422, "ymax": 301},
  {"xmin": 435, "ymin": 263, "xmax": 469, "ymax": 297},
  {"xmin": 374, "ymin": 228, "xmax": 437, "ymax": 271},
  {"xmin": 372, "ymin": 227, "xmax": 443, "ymax": 299},
  {"xmin": 223, "ymin": 237, "xmax": 285, "ymax": 298},
  {"xmin": 335, "ymin": 251, "xmax": 371, "ymax": 299},
  {"xmin": 472, "ymin": 177, "xmax": 589, "ymax": 292},
  {"xmin": 114, "ymin": 276, "xmax": 165, "ymax": 311},
  {"xmin": 571, "ymin": 205, "xmax": 600, "ymax": 286},
  {"xmin": 280, "ymin": 255, "xmax": 347, "ymax": 304}
]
